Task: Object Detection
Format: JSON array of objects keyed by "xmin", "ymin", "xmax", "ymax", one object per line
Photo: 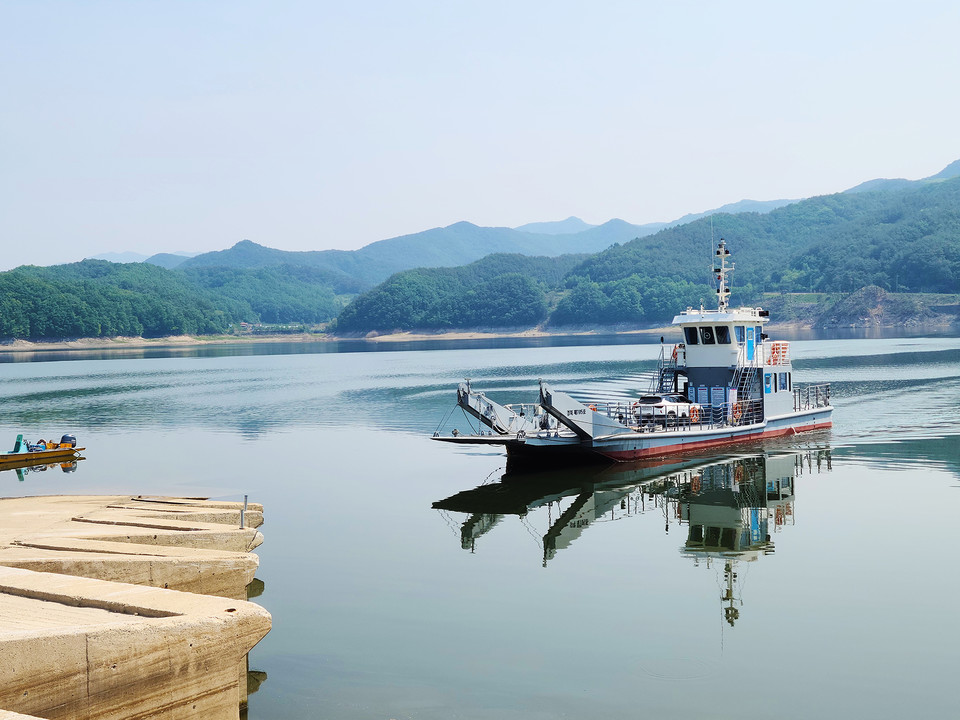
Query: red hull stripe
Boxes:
[{"xmin": 597, "ymin": 421, "xmax": 833, "ymax": 461}]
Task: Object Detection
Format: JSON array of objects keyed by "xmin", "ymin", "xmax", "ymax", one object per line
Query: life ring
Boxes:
[
  {"xmin": 689, "ymin": 405, "xmax": 701, "ymax": 423},
  {"xmin": 732, "ymin": 402, "xmax": 743, "ymax": 422},
  {"xmin": 589, "ymin": 404, "xmax": 597, "ymax": 411},
  {"xmin": 671, "ymin": 345, "xmax": 678, "ymax": 361}
]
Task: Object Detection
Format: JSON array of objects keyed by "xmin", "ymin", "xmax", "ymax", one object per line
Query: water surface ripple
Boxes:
[{"xmin": 1, "ymin": 333, "xmax": 958, "ymax": 719}]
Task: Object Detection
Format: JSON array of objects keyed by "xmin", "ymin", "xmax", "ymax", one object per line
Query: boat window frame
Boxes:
[
  {"xmin": 715, "ymin": 326, "xmax": 731, "ymax": 344},
  {"xmin": 699, "ymin": 326, "xmax": 716, "ymax": 345},
  {"xmin": 684, "ymin": 327, "xmax": 699, "ymax": 345},
  {"xmin": 734, "ymin": 326, "xmax": 745, "ymax": 344}
]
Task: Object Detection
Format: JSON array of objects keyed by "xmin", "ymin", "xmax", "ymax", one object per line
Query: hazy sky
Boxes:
[{"xmin": 2, "ymin": 1, "xmax": 958, "ymax": 270}]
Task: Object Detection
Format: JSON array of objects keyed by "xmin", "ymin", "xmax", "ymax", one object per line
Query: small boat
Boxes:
[
  {"xmin": 0, "ymin": 433, "xmax": 85, "ymax": 468},
  {"xmin": 433, "ymin": 239, "xmax": 833, "ymax": 466}
]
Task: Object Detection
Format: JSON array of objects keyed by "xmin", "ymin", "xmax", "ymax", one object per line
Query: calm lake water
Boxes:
[{"xmin": 2, "ymin": 333, "xmax": 959, "ymax": 719}]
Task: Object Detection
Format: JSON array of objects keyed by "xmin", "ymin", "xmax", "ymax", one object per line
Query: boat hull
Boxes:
[
  {"xmin": 589, "ymin": 412, "xmax": 831, "ymax": 462},
  {"xmin": 507, "ymin": 409, "xmax": 831, "ymax": 464},
  {"xmin": 0, "ymin": 447, "xmax": 84, "ymax": 467}
]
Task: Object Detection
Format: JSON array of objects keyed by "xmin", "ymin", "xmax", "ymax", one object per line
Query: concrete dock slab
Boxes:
[
  {"xmin": 0, "ymin": 495, "xmax": 264, "ymax": 600},
  {"xmin": 0, "ymin": 495, "xmax": 272, "ymax": 720},
  {"xmin": 0, "ymin": 566, "xmax": 271, "ymax": 720}
]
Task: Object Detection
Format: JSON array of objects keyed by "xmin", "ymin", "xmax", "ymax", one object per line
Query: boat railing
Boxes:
[
  {"xmin": 794, "ymin": 383, "xmax": 831, "ymax": 411},
  {"xmin": 650, "ymin": 344, "xmax": 682, "ymax": 393},
  {"xmin": 587, "ymin": 397, "xmax": 765, "ymax": 433},
  {"xmin": 503, "ymin": 403, "xmax": 541, "ymax": 418}
]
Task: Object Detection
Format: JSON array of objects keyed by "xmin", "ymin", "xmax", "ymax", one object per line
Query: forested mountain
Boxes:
[
  {"xmin": 336, "ymin": 254, "xmax": 586, "ymax": 332},
  {"xmin": 0, "ymin": 261, "xmax": 239, "ymax": 339},
  {"xmin": 181, "ymin": 265, "xmax": 362, "ymax": 324},
  {"xmin": 336, "ymin": 175, "xmax": 960, "ymax": 332},
  {"xmin": 0, "ymin": 260, "xmax": 361, "ymax": 340},
  {"xmin": 565, "ymin": 175, "xmax": 960, "ymax": 292}
]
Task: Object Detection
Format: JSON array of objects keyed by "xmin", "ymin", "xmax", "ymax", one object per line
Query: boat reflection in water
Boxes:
[
  {"xmin": 677, "ymin": 452, "xmax": 830, "ymax": 625},
  {"xmin": 1, "ymin": 458, "xmax": 84, "ymax": 482},
  {"xmin": 434, "ymin": 447, "xmax": 831, "ymax": 625}
]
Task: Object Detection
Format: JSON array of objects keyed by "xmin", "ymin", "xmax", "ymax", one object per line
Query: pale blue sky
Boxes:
[{"xmin": 2, "ymin": 1, "xmax": 958, "ymax": 269}]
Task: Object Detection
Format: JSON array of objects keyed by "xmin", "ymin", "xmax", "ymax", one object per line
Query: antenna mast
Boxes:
[{"xmin": 714, "ymin": 239, "xmax": 733, "ymax": 311}]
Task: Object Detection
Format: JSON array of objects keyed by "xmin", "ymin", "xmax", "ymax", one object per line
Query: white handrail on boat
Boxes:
[{"xmin": 794, "ymin": 383, "xmax": 831, "ymax": 411}]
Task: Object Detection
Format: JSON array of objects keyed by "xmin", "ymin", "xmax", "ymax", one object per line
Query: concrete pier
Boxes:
[
  {"xmin": 0, "ymin": 495, "xmax": 271, "ymax": 720},
  {"xmin": 0, "ymin": 495, "xmax": 264, "ymax": 600}
]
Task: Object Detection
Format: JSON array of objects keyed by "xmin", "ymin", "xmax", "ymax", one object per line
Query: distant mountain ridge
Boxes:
[
  {"xmin": 178, "ymin": 221, "xmax": 647, "ymax": 289},
  {"xmin": 91, "ymin": 251, "xmax": 197, "ymax": 266},
  {"xmin": 96, "ymin": 157, "xmax": 960, "ymax": 283},
  {"xmin": 5, "ymin": 158, "xmax": 959, "ymax": 340},
  {"xmin": 175, "ymin": 198, "xmax": 799, "ymax": 289},
  {"xmin": 89, "ymin": 251, "xmax": 150, "ymax": 264},
  {"xmin": 669, "ymin": 198, "xmax": 799, "ymax": 225},
  {"xmin": 336, "ymin": 173, "xmax": 960, "ymax": 332},
  {"xmin": 169, "ymin": 157, "xmax": 960, "ymax": 296},
  {"xmin": 146, "ymin": 252, "xmax": 199, "ymax": 269},
  {"xmin": 843, "ymin": 158, "xmax": 960, "ymax": 194},
  {"xmin": 514, "ymin": 216, "xmax": 596, "ymax": 235}
]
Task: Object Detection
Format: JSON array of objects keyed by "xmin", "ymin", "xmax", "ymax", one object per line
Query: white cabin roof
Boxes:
[{"xmin": 672, "ymin": 307, "xmax": 769, "ymax": 326}]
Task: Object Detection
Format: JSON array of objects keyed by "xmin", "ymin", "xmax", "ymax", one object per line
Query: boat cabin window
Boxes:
[
  {"xmin": 780, "ymin": 372, "xmax": 790, "ymax": 391},
  {"xmin": 756, "ymin": 326, "xmax": 763, "ymax": 342},
  {"xmin": 734, "ymin": 326, "xmax": 745, "ymax": 343},
  {"xmin": 699, "ymin": 327, "xmax": 716, "ymax": 344},
  {"xmin": 684, "ymin": 327, "xmax": 699, "ymax": 345},
  {"xmin": 715, "ymin": 326, "xmax": 731, "ymax": 344}
]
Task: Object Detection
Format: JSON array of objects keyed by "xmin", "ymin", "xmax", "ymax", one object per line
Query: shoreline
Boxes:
[
  {"xmin": 0, "ymin": 327, "xmax": 677, "ymax": 353},
  {"xmin": 0, "ymin": 334, "xmax": 322, "ymax": 353},
  {"xmin": 351, "ymin": 325, "xmax": 677, "ymax": 343},
  {"xmin": 0, "ymin": 317, "xmax": 953, "ymax": 354}
]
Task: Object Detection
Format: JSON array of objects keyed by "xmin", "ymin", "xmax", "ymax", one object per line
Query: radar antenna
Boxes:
[{"xmin": 713, "ymin": 239, "xmax": 734, "ymax": 311}]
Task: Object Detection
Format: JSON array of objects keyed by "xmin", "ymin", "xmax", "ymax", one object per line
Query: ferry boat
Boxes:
[{"xmin": 433, "ymin": 239, "xmax": 832, "ymax": 465}]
